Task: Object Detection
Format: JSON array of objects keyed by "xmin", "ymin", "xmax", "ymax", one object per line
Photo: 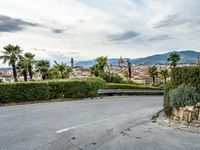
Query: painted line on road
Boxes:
[{"xmin": 56, "ymin": 113, "xmax": 132, "ymax": 134}]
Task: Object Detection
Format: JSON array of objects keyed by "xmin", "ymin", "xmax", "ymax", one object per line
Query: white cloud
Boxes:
[{"xmin": 0, "ymin": 0, "xmax": 200, "ymax": 67}]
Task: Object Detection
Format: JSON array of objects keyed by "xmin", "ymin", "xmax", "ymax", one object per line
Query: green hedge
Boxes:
[
  {"xmin": 106, "ymin": 83, "xmax": 162, "ymax": 90},
  {"xmin": 171, "ymin": 66, "xmax": 200, "ymax": 90},
  {"xmin": 0, "ymin": 77, "xmax": 106, "ymax": 104},
  {"xmin": 164, "ymin": 66, "xmax": 200, "ymax": 116}
]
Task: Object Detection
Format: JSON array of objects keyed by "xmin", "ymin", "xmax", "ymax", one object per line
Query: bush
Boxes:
[
  {"xmin": 169, "ymin": 84, "xmax": 200, "ymax": 107},
  {"xmin": 171, "ymin": 66, "xmax": 200, "ymax": 91},
  {"xmin": 100, "ymin": 73, "xmax": 123, "ymax": 83},
  {"xmin": 0, "ymin": 77, "xmax": 106, "ymax": 104},
  {"xmin": 164, "ymin": 66, "xmax": 200, "ymax": 116},
  {"xmin": 106, "ymin": 83, "xmax": 162, "ymax": 90}
]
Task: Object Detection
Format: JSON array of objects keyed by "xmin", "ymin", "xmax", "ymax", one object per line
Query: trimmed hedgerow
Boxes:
[
  {"xmin": 0, "ymin": 77, "xmax": 106, "ymax": 104},
  {"xmin": 171, "ymin": 66, "xmax": 200, "ymax": 91},
  {"xmin": 164, "ymin": 66, "xmax": 200, "ymax": 116},
  {"xmin": 106, "ymin": 83, "xmax": 162, "ymax": 90}
]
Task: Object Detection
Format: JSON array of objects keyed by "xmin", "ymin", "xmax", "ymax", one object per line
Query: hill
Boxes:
[{"xmin": 75, "ymin": 50, "xmax": 200, "ymax": 66}]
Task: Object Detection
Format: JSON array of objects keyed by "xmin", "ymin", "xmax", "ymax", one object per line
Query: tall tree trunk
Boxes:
[
  {"xmin": 12, "ymin": 64, "xmax": 18, "ymax": 82},
  {"xmin": 28, "ymin": 65, "xmax": 33, "ymax": 80},
  {"xmin": 128, "ymin": 64, "xmax": 132, "ymax": 80},
  {"xmin": 152, "ymin": 77, "xmax": 155, "ymax": 86},
  {"xmin": 23, "ymin": 71, "xmax": 28, "ymax": 81},
  {"xmin": 164, "ymin": 77, "xmax": 167, "ymax": 84}
]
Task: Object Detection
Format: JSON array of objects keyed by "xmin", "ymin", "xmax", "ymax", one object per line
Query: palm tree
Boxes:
[
  {"xmin": 148, "ymin": 66, "xmax": 158, "ymax": 86},
  {"xmin": 71, "ymin": 58, "xmax": 74, "ymax": 68},
  {"xmin": 35, "ymin": 60, "xmax": 50, "ymax": 80},
  {"xmin": 167, "ymin": 52, "xmax": 180, "ymax": 68},
  {"xmin": 160, "ymin": 69, "xmax": 169, "ymax": 84},
  {"xmin": 17, "ymin": 58, "xmax": 28, "ymax": 81},
  {"xmin": 95, "ymin": 56, "xmax": 107, "ymax": 72},
  {"xmin": 0, "ymin": 44, "xmax": 23, "ymax": 81},
  {"xmin": 127, "ymin": 59, "xmax": 132, "ymax": 80},
  {"xmin": 53, "ymin": 61, "xmax": 72, "ymax": 79},
  {"xmin": 24, "ymin": 52, "xmax": 35, "ymax": 80}
]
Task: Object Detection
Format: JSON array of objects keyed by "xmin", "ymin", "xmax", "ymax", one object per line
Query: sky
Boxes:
[{"xmin": 0, "ymin": 0, "xmax": 200, "ymax": 66}]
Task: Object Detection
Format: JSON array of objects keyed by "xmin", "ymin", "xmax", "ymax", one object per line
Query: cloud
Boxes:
[
  {"xmin": 0, "ymin": 15, "xmax": 39, "ymax": 32},
  {"xmin": 52, "ymin": 28, "xmax": 65, "ymax": 34},
  {"xmin": 148, "ymin": 35, "xmax": 172, "ymax": 41},
  {"xmin": 108, "ymin": 30, "xmax": 140, "ymax": 41},
  {"xmin": 153, "ymin": 14, "xmax": 192, "ymax": 28}
]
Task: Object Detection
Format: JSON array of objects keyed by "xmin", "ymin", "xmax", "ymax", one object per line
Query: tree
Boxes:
[
  {"xmin": 0, "ymin": 44, "xmax": 23, "ymax": 81},
  {"xmin": 95, "ymin": 56, "xmax": 107, "ymax": 72},
  {"xmin": 90, "ymin": 64, "xmax": 100, "ymax": 77},
  {"xmin": 17, "ymin": 58, "xmax": 28, "ymax": 81},
  {"xmin": 127, "ymin": 59, "xmax": 132, "ymax": 80},
  {"xmin": 24, "ymin": 52, "xmax": 35, "ymax": 80},
  {"xmin": 160, "ymin": 69, "xmax": 169, "ymax": 84},
  {"xmin": 35, "ymin": 60, "xmax": 50, "ymax": 80},
  {"xmin": 148, "ymin": 65, "xmax": 158, "ymax": 86},
  {"xmin": 71, "ymin": 58, "xmax": 74, "ymax": 68},
  {"xmin": 195, "ymin": 54, "xmax": 200, "ymax": 66},
  {"xmin": 53, "ymin": 61, "xmax": 72, "ymax": 79},
  {"xmin": 167, "ymin": 52, "xmax": 180, "ymax": 68}
]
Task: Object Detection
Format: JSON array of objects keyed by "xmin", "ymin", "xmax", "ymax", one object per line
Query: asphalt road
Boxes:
[{"xmin": 0, "ymin": 96, "xmax": 199, "ymax": 150}]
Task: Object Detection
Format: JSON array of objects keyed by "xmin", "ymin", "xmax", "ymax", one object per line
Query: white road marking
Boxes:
[{"xmin": 56, "ymin": 113, "xmax": 132, "ymax": 134}]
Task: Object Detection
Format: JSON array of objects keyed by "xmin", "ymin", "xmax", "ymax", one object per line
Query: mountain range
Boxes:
[{"xmin": 75, "ymin": 50, "xmax": 200, "ymax": 66}]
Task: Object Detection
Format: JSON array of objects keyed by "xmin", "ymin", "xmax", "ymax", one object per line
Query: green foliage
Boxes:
[
  {"xmin": 164, "ymin": 66, "xmax": 200, "ymax": 116},
  {"xmin": 35, "ymin": 60, "xmax": 50, "ymax": 80},
  {"xmin": 94, "ymin": 56, "xmax": 107, "ymax": 72},
  {"xmin": 0, "ymin": 78, "xmax": 106, "ymax": 104},
  {"xmin": 167, "ymin": 52, "xmax": 180, "ymax": 67},
  {"xmin": 106, "ymin": 83, "xmax": 162, "ymax": 90},
  {"xmin": 171, "ymin": 66, "xmax": 200, "ymax": 90},
  {"xmin": 169, "ymin": 84, "xmax": 200, "ymax": 107},
  {"xmin": 159, "ymin": 69, "xmax": 169, "ymax": 84},
  {"xmin": 100, "ymin": 73, "xmax": 123, "ymax": 83},
  {"xmin": 148, "ymin": 65, "xmax": 158, "ymax": 85},
  {"xmin": 163, "ymin": 82, "xmax": 175, "ymax": 116},
  {"xmin": 50, "ymin": 61, "xmax": 72, "ymax": 79},
  {"xmin": 0, "ymin": 44, "xmax": 23, "ymax": 81}
]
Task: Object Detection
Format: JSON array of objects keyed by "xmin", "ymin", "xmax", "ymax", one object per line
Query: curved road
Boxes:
[{"xmin": 0, "ymin": 96, "xmax": 199, "ymax": 150}]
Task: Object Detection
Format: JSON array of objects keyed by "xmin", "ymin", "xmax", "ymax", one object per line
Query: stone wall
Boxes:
[{"xmin": 172, "ymin": 102, "xmax": 200, "ymax": 127}]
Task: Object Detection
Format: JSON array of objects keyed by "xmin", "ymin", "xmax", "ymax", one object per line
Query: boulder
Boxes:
[
  {"xmin": 192, "ymin": 108, "xmax": 199, "ymax": 120},
  {"xmin": 179, "ymin": 107, "xmax": 185, "ymax": 120},
  {"xmin": 198, "ymin": 112, "xmax": 200, "ymax": 121},
  {"xmin": 196, "ymin": 102, "xmax": 200, "ymax": 108},
  {"xmin": 182, "ymin": 111, "xmax": 189, "ymax": 123},
  {"xmin": 184, "ymin": 106, "xmax": 195, "ymax": 112}
]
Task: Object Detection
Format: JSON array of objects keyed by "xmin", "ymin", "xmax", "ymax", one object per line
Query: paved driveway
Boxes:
[{"xmin": 0, "ymin": 96, "xmax": 199, "ymax": 150}]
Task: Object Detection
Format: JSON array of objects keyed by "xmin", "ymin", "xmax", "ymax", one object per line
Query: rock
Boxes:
[
  {"xmin": 198, "ymin": 112, "xmax": 200, "ymax": 121},
  {"xmin": 185, "ymin": 106, "xmax": 195, "ymax": 112},
  {"xmin": 188, "ymin": 112, "xmax": 192, "ymax": 123},
  {"xmin": 196, "ymin": 102, "xmax": 200, "ymax": 108},
  {"xmin": 192, "ymin": 108, "xmax": 199, "ymax": 120},
  {"xmin": 182, "ymin": 111, "xmax": 189, "ymax": 124},
  {"xmin": 179, "ymin": 107, "xmax": 185, "ymax": 120},
  {"xmin": 173, "ymin": 108, "xmax": 179, "ymax": 117}
]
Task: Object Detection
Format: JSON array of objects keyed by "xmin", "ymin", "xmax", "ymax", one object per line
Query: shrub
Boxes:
[
  {"xmin": 169, "ymin": 84, "xmax": 200, "ymax": 107},
  {"xmin": 164, "ymin": 66, "xmax": 200, "ymax": 116},
  {"xmin": 171, "ymin": 66, "xmax": 200, "ymax": 91},
  {"xmin": 0, "ymin": 77, "xmax": 106, "ymax": 104},
  {"xmin": 100, "ymin": 73, "xmax": 123, "ymax": 83}
]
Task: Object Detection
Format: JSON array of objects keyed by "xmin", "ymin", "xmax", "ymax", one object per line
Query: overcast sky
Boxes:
[{"xmin": 0, "ymin": 0, "xmax": 200, "ymax": 66}]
